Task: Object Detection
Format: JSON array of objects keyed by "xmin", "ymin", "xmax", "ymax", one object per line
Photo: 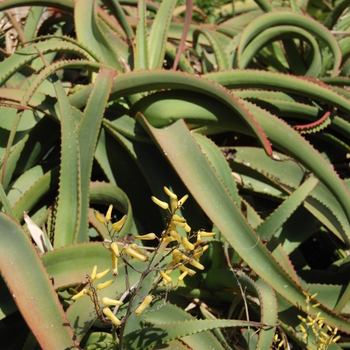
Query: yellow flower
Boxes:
[
  {"xmin": 95, "ymin": 268, "xmax": 111, "ymax": 280},
  {"xmin": 124, "ymin": 246, "xmax": 148, "ymax": 262},
  {"xmin": 164, "ymin": 186, "xmax": 177, "ymax": 200},
  {"xmin": 101, "ymin": 297, "xmax": 123, "ymax": 306},
  {"xmin": 110, "ymin": 242, "xmax": 120, "ymax": 257},
  {"xmin": 135, "ymin": 295, "xmax": 154, "ymax": 317},
  {"xmin": 71, "ymin": 288, "xmax": 88, "ymax": 300},
  {"xmin": 178, "ymin": 194, "xmax": 189, "ymax": 207},
  {"xmin": 103, "ymin": 307, "xmax": 121, "ymax": 326},
  {"xmin": 182, "ymin": 237, "xmax": 194, "ymax": 251},
  {"xmin": 151, "ymin": 196, "xmax": 169, "ymax": 210},
  {"xmin": 94, "ymin": 211, "xmax": 105, "ymax": 223},
  {"xmin": 96, "ymin": 279, "xmax": 114, "ymax": 290},
  {"xmin": 106, "ymin": 205, "xmax": 113, "ymax": 223},
  {"xmin": 91, "ymin": 265, "xmax": 98, "ymax": 281},
  {"xmin": 134, "ymin": 233, "xmax": 157, "ymax": 240},
  {"xmin": 112, "ymin": 215, "xmax": 127, "ymax": 232}
]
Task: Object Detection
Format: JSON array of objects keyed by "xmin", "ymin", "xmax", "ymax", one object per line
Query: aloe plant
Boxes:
[{"xmin": 1, "ymin": 0, "xmax": 350, "ymax": 349}]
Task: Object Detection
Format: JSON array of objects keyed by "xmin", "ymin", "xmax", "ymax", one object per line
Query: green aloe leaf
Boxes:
[
  {"xmin": 75, "ymin": 0, "xmax": 123, "ymax": 70},
  {"xmin": 0, "ymin": 212, "xmax": 78, "ymax": 349},
  {"xmin": 76, "ymin": 68, "xmax": 116, "ymax": 243},
  {"xmin": 237, "ymin": 11, "xmax": 341, "ymax": 76},
  {"xmin": 134, "ymin": 0, "xmax": 148, "ymax": 70},
  {"xmin": 124, "ymin": 317, "xmax": 265, "ymax": 350},
  {"xmin": 239, "ymin": 25, "xmax": 321, "ymax": 76},
  {"xmin": 256, "ymin": 175, "xmax": 319, "ymax": 240},
  {"xmin": 137, "ymin": 116, "xmax": 350, "ymax": 333},
  {"xmin": 52, "ymin": 75, "xmax": 80, "ymax": 248},
  {"xmin": 148, "ymin": 0, "xmax": 177, "ymax": 69}
]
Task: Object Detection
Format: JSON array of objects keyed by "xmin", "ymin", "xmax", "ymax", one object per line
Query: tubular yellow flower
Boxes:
[
  {"xmin": 189, "ymin": 259, "xmax": 205, "ymax": 270},
  {"xmin": 131, "ymin": 244, "xmax": 148, "ymax": 258},
  {"xmin": 160, "ymin": 271, "xmax": 172, "ymax": 284},
  {"xmin": 112, "ymin": 252, "xmax": 118, "ymax": 277},
  {"xmin": 169, "ymin": 229, "xmax": 182, "ymax": 243},
  {"xmin": 172, "ymin": 214, "xmax": 185, "ymax": 222},
  {"xmin": 178, "ymin": 271, "xmax": 188, "ymax": 282},
  {"xmin": 184, "ymin": 223, "xmax": 191, "ymax": 233},
  {"xmin": 101, "ymin": 297, "xmax": 123, "ymax": 306},
  {"xmin": 71, "ymin": 288, "xmax": 88, "ymax": 300},
  {"xmin": 163, "ymin": 236, "xmax": 176, "ymax": 242},
  {"xmin": 112, "ymin": 215, "xmax": 127, "ymax": 232},
  {"xmin": 134, "ymin": 233, "xmax": 157, "ymax": 240},
  {"xmin": 95, "ymin": 268, "xmax": 111, "ymax": 280},
  {"xmin": 110, "ymin": 242, "xmax": 120, "ymax": 257},
  {"xmin": 178, "ymin": 194, "xmax": 189, "ymax": 207},
  {"xmin": 177, "ymin": 265, "xmax": 196, "ymax": 276},
  {"xmin": 182, "ymin": 237, "xmax": 194, "ymax": 251},
  {"xmin": 94, "ymin": 211, "xmax": 105, "ymax": 223},
  {"xmin": 172, "ymin": 249, "xmax": 188, "ymax": 261},
  {"xmin": 124, "ymin": 246, "xmax": 148, "ymax": 262},
  {"xmin": 135, "ymin": 295, "xmax": 154, "ymax": 317},
  {"xmin": 333, "ymin": 335, "xmax": 341, "ymax": 343},
  {"xmin": 151, "ymin": 196, "xmax": 169, "ymax": 210},
  {"xmin": 97, "ymin": 279, "xmax": 114, "ymax": 290},
  {"xmin": 197, "ymin": 232, "xmax": 201, "ymax": 244},
  {"xmin": 105, "ymin": 205, "xmax": 113, "ymax": 223},
  {"xmin": 91, "ymin": 265, "xmax": 98, "ymax": 281},
  {"xmin": 170, "ymin": 198, "xmax": 178, "ymax": 210},
  {"xmin": 199, "ymin": 231, "xmax": 216, "ymax": 237},
  {"xmin": 164, "ymin": 186, "xmax": 177, "ymax": 200},
  {"xmin": 202, "ymin": 245, "xmax": 209, "ymax": 253},
  {"xmin": 103, "ymin": 307, "xmax": 121, "ymax": 326},
  {"xmin": 172, "ymin": 220, "xmax": 186, "ymax": 228}
]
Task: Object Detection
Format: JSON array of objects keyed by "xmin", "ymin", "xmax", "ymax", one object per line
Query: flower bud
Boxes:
[
  {"xmin": 189, "ymin": 259, "xmax": 205, "ymax": 270},
  {"xmin": 134, "ymin": 233, "xmax": 157, "ymax": 240},
  {"xmin": 101, "ymin": 297, "xmax": 123, "ymax": 306},
  {"xmin": 90, "ymin": 265, "xmax": 97, "ymax": 281},
  {"xmin": 160, "ymin": 271, "xmax": 172, "ymax": 284},
  {"xmin": 110, "ymin": 242, "xmax": 120, "ymax": 257},
  {"xmin": 178, "ymin": 194, "xmax": 189, "ymax": 207},
  {"xmin": 178, "ymin": 271, "xmax": 188, "ymax": 282},
  {"xmin": 71, "ymin": 288, "xmax": 88, "ymax": 300},
  {"xmin": 97, "ymin": 279, "xmax": 114, "ymax": 290},
  {"xmin": 135, "ymin": 295, "xmax": 154, "ymax": 317},
  {"xmin": 94, "ymin": 211, "xmax": 105, "ymax": 223},
  {"xmin": 95, "ymin": 268, "xmax": 111, "ymax": 280},
  {"xmin": 124, "ymin": 246, "xmax": 148, "ymax": 262},
  {"xmin": 112, "ymin": 215, "xmax": 127, "ymax": 232},
  {"xmin": 164, "ymin": 186, "xmax": 177, "ymax": 200},
  {"xmin": 103, "ymin": 307, "xmax": 121, "ymax": 326},
  {"xmin": 182, "ymin": 237, "xmax": 194, "ymax": 251},
  {"xmin": 199, "ymin": 231, "xmax": 216, "ymax": 237},
  {"xmin": 105, "ymin": 205, "xmax": 113, "ymax": 223},
  {"xmin": 112, "ymin": 252, "xmax": 118, "ymax": 277},
  {"xmin": 151, "ymin": 196, "xmax": 169, "ymax": 210}
]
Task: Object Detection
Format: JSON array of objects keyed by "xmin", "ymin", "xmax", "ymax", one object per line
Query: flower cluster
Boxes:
[
  {"xmin": 71, "ymin": 265, "xmax": 123, "ymax": 327},
  {"xmin": 151, "ymin": 186, "xmax": 215, "ymax": 288},
  {"xmin": 297, "ymin": 291, "xmax": 340, "ymax": 349},
  {"xmin": 70, "ymin": 186, "xmax": 214, "ymax": 328}
]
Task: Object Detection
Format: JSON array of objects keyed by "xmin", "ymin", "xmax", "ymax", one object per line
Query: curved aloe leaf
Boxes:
[
  {"xmin": 256, "ymin": 175, "xmax": 319, "ymax": 240},
  {"xmin": 239, "ymin": 25, "xmax": 321, "ymax": 77},
  {"xmin": 52, "ymin": 75, "xmax": 80, "ymax": 247},
  {"xmin": 237, "ymin": 11, "xmax": 341, "ymax": 76},
  {"xmin": 125, "ymin": 315, "xmax": 262, "ymax": 350},
  {"xmin": 148, "ymin": 0, "xmax": 177, "ymax": 69},
  {"xmin": 137, "ymin": 116, "xmax": 350, "ymax": 333},
  {"xmin": 76, "ymin": 68, "xmax": 116, "ymax": 243},
  {"xmin": 134, "ymin": 0, "xmax": 148, "ymax": 70},
  {"xmin": 75, "ymin": 0, "xmax": 123, "ymax": 70},
  {"xmin": 0, "ymin": 212, "xmax": 78, "ymax": 349}
]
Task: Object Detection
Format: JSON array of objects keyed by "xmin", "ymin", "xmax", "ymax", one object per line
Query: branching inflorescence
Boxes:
[
  {"xmin": 296, "ymin": 291, "xmax": 340, "ymax": 350},
  {"xmin": 71, "ymin": 186, "xmax": 215, "ymax": 332}
]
